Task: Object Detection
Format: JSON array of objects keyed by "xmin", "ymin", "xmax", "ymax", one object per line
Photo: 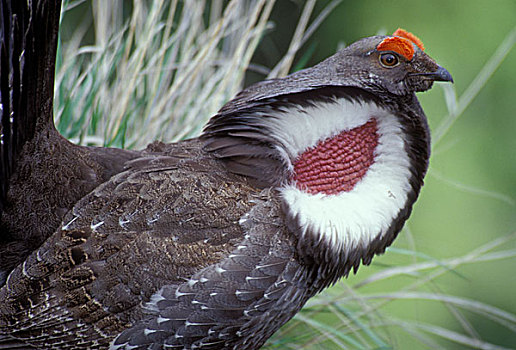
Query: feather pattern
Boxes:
[
  {"xmin": 112, "ymin": 190, "xmax": 314, "ymax": 350},
  {"xmin": 0, "ymin": 140, "xmax": 261, "ymax": 348}
]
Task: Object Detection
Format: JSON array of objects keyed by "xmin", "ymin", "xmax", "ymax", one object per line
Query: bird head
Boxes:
[{"xmin": 310, "ymin": 28, "xmax": 453, "ymax": 96}]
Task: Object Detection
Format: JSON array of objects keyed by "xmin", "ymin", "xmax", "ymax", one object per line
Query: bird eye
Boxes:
[{"xmin": 379, "ymin": 53, "xmax": 399, "ymax": 68}]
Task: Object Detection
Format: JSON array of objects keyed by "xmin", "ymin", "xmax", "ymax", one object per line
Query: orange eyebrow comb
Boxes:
[
  {"xmin": 376, "ymin": 28, "xmax": 425, "ymax": 61},
  {"xmin": 393, "ymin": 28, "xmax": 425, "ymax": 51}
]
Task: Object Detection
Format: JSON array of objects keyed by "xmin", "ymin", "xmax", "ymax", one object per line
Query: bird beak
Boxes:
[
  {"xmin": 428, "ymin": 66, "xmax": 453, "ymax": 83},
  {"xmin": 410, "ymin": 65, "xmax": 454, "ymax": 83}
]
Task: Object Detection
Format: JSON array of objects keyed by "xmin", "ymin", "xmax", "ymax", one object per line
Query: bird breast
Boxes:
[{"xmin": 270, "ymin": 97, "xmax": 413, "ymax": 259}]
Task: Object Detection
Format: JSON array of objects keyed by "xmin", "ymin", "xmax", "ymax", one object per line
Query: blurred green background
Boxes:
[{"xmin": 58, "ymin": 0, "xmax": 516, "ymax": 348}]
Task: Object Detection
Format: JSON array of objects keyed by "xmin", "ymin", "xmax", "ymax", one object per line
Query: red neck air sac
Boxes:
[{"xmin": 292, "ymin": 119, "xmax": 379, "ymax": 195}]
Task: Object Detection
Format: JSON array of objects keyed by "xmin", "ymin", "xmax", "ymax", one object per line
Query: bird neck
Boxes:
[
  {"xmin": 203, "ymin": 87, "xmax": 429, "ymax": 278},
  {"xmin": 275, "ymin": 97, "xmax": 413, "ymax": 276}
]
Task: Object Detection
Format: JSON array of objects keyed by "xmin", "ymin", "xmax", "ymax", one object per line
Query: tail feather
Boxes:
[{"xmin": 0, "ymin": 0, "xmax": 62, "ymax": 210}]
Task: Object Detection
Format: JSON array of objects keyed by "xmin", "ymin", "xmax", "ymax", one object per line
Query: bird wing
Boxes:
[
  {"xmin": 0, "ymin": 139, "xmax": 306, "ymax": 349},
  {"xmin": 111, "ymin": 185, "xmax": 314, "ymax": 350}
]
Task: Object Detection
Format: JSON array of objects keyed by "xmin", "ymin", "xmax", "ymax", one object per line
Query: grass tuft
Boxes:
[{"xmin": 56, "ymin": 0, "xmax": 280, "ymax": 148}]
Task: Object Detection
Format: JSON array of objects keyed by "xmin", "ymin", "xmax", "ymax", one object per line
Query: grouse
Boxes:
[{"xmin": 0, "ymin": 1, "xmax": 453, "ymax": 349}]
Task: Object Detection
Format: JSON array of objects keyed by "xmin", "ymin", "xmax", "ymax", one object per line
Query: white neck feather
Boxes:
[{"xmin": 264, "ymin": 98, "xmax": 412, "ymax": 256}]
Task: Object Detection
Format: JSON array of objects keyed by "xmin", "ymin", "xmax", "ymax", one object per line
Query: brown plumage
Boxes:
[
  {"xmin": 0, "ymin": 0, "xmax": 139, "ymax": 281},
  {"xmin": 0, "ymin": 1, "xmax": 452, "ymax": 349}
]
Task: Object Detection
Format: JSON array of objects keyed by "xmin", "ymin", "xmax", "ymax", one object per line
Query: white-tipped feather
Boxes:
[{"xmin": 275, "ymin": 98, "xmax": 412, "ymax": 255}]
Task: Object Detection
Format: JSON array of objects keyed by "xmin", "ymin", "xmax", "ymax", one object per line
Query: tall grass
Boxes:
[
  {"xmin": 56, "ymin": 0, "xmax": 278, "ymax": 147},
  {"xmin": 56, "ymin": 0, "xmax": 338, "ymax": 148},
  {"xmin": 55, "ymin": 1, "xmax": 516, "ymax": 349}
]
